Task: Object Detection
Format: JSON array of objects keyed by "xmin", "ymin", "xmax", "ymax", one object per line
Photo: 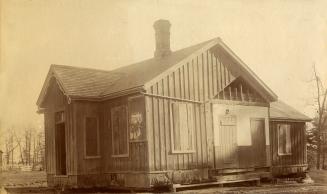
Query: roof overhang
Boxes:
[
  {"xmin": 270, "ymin": 118, "xmax": 312, "ymax": 122},
  {"xmin": 36, "ymin": 65, "xmax": 71, "ymax": 110},
  {"xmin": 36, "ymin": 66, "xmax": 145, "ymax": 112}
]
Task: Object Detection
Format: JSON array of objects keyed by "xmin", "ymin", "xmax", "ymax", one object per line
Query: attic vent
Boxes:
[{"xmin": 153, "ymin": 19, "xmax": 171, "ymax": 58}]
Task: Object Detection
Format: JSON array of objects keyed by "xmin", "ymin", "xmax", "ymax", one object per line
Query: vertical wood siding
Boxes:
[
  {"xmin": 74, "ymin": 96, "xmax": 148, "ymax": 174},
  {"xmin": 145, "ymin": 49, "xmax": 238, "ymax": 171},
  {"xmin": 43, "ymin": 80, "xmax": 76, "ymax": 176},
  {"xmin": 270, "ymin": 121, "xmax": 306, "ymax": 167}
]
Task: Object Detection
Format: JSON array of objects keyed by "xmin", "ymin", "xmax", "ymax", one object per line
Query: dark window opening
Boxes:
[{"xmin": 85, "ymin": 117, "xmax": 100, "ymax": 157}]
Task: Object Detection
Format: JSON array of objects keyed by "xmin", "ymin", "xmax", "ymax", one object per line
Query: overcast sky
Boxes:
[{"xmin": 1, "ymin": 0, "xmax": 327, "ymax": 133}]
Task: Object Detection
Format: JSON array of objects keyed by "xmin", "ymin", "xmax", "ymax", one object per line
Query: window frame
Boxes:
[
  {"xmin": 84, "ymin": 116, "xmax": 101, "ymax": 159},
  {"xmin": 128, "ymin": 95, "xmax": 146, "ymax": 142},
  {"xmin": 111, "ymin": 105, "xmax": 129, "ymax": 158},
  {"xmin": 277, "ymin": 123, "xmax": 292, "ymax": 156},
  {"xmin": 170, "ymin": 102, "xmax": 196, "ymax": 154}
]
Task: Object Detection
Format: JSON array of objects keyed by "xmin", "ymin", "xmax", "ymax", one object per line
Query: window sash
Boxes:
[
  {"xmin": 111, "ymin": 106, "xmax": 129, "ymax": 157},
  {"xmin": 84, "ymin": 117, "xmax": 100, "ymax": 158},
  {"xmin": 171, "ymin": 102, "xmax": 195, "ymax": 153},
  {"xmin": 278, "ymin": 124, "xmax": 291, "ymax": 155}
]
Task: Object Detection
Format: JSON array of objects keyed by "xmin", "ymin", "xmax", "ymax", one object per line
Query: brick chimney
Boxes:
[{"xmin": 153, "ymin": 19, "xmax": 171, "ymax": 58}]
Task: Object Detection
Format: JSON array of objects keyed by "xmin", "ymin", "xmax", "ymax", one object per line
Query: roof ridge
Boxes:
[
  {"xmin": 50, "ymin": 38, "xmax": 220, "ymax": 74},
  {"xmin": 108, "ymin": 37, "xmax": 220, "ymax": 73},
  {"xmin": 51, "ymin": 64, "xmax": 113, "ymax": 73}
]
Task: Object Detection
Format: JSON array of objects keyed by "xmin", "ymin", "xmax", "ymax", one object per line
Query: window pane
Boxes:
[
  {"xmin": 172, "ymin": 103, "xmax": 181, "ymax": 150},
  {"xmin": 129, "ymin": 97, "xmax": 145, "ymax": 141},
  {"xmin": 187, "ymin": 104, "xmax": 194, "ymax": 150},
  {"xmin": 85, "ymin": 117, "xmax": 98, "ymax": 156},
  {"xmin": 179, "ymin": 104, "xmax": 188, "ymax": 150},
  {"xmin": 111, "ymin": 106, "xmax": 128, "ymax": 155},
  {"xmin": 171, "ymin": 102, "xmax": 194, "ymax": 152},
  {"xmin": 286, "ymin": 125, "xmax": 291, "ymax": 153},
  {"xmin": 278, "ymin": 124, "xmax": 291, "ymax": 154}
]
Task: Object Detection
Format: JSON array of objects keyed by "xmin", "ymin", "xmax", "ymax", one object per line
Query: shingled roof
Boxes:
[
  {"xmin": 37, "ymin": 38, "xmax": 216, "ymax": 106},
  {"xmin": 37, "ymin": 37, "xmax": 279, "ymax": 107},
  {"xmin": 270, "ymin": 100, "xmax": 311, "ymax": 122}
]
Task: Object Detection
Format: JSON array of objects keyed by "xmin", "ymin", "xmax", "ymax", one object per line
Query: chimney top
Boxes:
[{"xmin": 153, "ymin": 19, "xmax": 171, "ymax": 58}]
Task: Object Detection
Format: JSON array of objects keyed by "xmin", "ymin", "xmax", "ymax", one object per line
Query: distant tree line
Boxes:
[{"xmin": 3, "ymin": 127, "xmax": 45, "ymax": 170}]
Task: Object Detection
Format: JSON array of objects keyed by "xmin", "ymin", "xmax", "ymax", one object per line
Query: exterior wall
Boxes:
[
  {"xmin": 143, "ymin": 46, "xmax": 275, "ymax": 185},
  {"xmin": 43, "ymin": 80, "xmax": 77, "ymax": 187},
  {"xmin": 145, "ymin": 49, "xmax": 235, "ymax": 172},
  {"xmin": 144, "ymin": 48, "xmax": 248, "ymax": 185},
  {"xmin": 270, "ymin": 121, "xmax": 307, "ymax": 176},
  {"xmin": 101, "ymin": 95, "xmax": 148, "ymax": 173},
  {"xmin": 72, "ymin": 95, "xmax": 149, "ymax": 188},
  {"xmin": 212, "ymin": 104, "xmax": 270, "ymax": 168}
]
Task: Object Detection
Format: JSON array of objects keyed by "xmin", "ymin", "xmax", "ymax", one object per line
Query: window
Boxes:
[
  {"xmin": 278, "ymin": 124, "xmax": 291, "ymax": 155},
  {"xmin": 111, "ymin": 106, "xmax": 128, "ymax": 157},
  {"xmin": 85, "ymin": 117, "xmax": 100, "ymax": 157},
  {"xmin": 55, "ymin": 111, "xmax": 65, "ymax": 123},
  {"xmin": 128, "ymin": 96, "xmax": 145, "ymax": 141},
  {"xmin": 170, "ymin": 102, "xmax": 195, "ymax": 153}
]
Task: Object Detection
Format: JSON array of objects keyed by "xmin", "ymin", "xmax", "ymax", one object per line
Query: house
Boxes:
[{"xmin": 36, "ymin": 19, "xmax": 310, "ymax": 190}]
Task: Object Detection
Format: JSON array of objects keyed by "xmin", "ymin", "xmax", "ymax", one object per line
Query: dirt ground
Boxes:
[{"xmin": 0, "ymin": 170, "xmax": 327, "ymax": 193}]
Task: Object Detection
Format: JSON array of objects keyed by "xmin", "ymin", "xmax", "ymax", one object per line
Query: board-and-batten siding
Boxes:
[
  {"xmin": 74, "ymin": 96, "xmax": 148, "ymax": 174},
  {"xmin": 145, "ymin": 49, "xmax": 237, "ymax": 171},
  {"xmin": 102, "ymin": 96, "xmax": 148, "ymax": 172},
  {"xmin": 43, "ymin": 80, "xmax": 77, "ymax": 176},
  {"xmin": 270, "ymin": 121, "xmax": 307, "ymax": 167}
]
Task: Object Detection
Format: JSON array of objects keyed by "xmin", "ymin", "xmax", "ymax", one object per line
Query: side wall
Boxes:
[
  {"xmin": 73, "ymin": 95, "xmax": 149, "ymax": 187},
  {"xmin": 43, "ymin": 80, "xmax": 77, "ymax": 187},
  {"xmin": 270, "ymin": 121, "xmax": 307, "ymax": 176}
]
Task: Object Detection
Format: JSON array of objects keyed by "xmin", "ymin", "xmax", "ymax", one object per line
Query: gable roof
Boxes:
[
  {"xmin": 37, "ymin": 37, "xmax": 278, "ymax": 107},
  {"xmin": 270, "ymin": 100, "xmax": 311, "ymax": 122}
]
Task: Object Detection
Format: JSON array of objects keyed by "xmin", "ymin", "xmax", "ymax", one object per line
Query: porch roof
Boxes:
[{"xmin": 270, "ymin": 100, "xmax": 311, "ymax": 122}]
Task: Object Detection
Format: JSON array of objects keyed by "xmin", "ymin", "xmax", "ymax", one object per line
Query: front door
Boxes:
[
  {"xmin": 214, "ymin": 115, "xmax": 238, "ymax": 168},
  {"xmin": 55, "ymin": 123, "xmax": 67, "ymax": 175},
  {"xmin": 250, "ymin": 118, "xmax": 266, "ymax": 166}
]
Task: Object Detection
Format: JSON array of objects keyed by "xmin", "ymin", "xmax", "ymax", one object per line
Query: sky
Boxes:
[{"xmin": 1, "ymin": 0, "xmax": 327, "ymax": 136}]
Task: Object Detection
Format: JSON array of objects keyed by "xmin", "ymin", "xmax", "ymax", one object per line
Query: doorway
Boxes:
[
  {"xmin": 55, "ymin": 122, "xmax": 67, "ymax": 175},
  {"xmin": 215, "ymin": 115, "xmax": 238, "ymax": 168},
  {"xmin": 250, "ymin": 118, "xmax": 266, "ymax": 167}
]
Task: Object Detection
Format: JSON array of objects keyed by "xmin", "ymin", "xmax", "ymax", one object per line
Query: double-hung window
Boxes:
[
  {"xmin": 111, "ymin": 106, "xmax": 128, "ymax": 157},
  {"xmin": 170, "ymin": 102, "xmax": 195, "ymax": 153},
  {"xmin": 84, "ymin": 117, "xmax": 100, "ymax": 158},
  {"xmin": 278, "ymin": 124, "xmax": 291, "ymax": 155}
]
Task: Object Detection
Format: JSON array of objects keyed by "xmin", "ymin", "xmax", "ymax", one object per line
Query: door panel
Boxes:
[
  {"xmin": 250, "ymin": 119, "xmax": 266, "ymax": 167},
  {"xmin": 215, "ymin": 115, "xmax": 238, "ymax": 168}
]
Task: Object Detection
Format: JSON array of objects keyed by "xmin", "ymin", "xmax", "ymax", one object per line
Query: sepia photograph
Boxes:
[{"xmin": 0, "ymin": 0, "xmax": 327, "ymax": 193}]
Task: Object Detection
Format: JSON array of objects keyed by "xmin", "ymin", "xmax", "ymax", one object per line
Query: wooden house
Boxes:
[{"xmin": 36, "ymin": 19, "xmax": 310, "ymax": 190}]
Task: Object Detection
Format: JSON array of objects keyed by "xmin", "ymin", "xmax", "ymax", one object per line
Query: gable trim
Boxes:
[
  {"xmin": 36, "ymin": 65, "xmax": 71, "ymax": 108},
  {"xmin": 217, "ymin": 40, "xmax": 278, "ymax": 102}
]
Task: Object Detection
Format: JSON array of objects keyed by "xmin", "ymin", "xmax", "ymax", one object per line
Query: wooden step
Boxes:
[
  {"xmin": 209, "ymin": 168, "xmax": 255, "ymax": 176},
  {"xmin": 213, "ymin": 172, "xmax": 259, "ymax": 182},
  {"xmin": 171, "ymin": 178, "xmax": 260, "ymax": 192}
]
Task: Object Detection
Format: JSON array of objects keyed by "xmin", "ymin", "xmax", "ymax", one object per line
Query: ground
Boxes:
[{"xmin": 0, "ymin": 170, "xmax": 327, "ymax": 193}]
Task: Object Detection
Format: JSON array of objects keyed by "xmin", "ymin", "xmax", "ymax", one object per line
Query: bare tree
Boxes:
[
  {"xmin": 313, "ymin": 64, "xmax": 327, "ymax": 169},
  {"xmin": 12, "ymin": 131, "xmax": 25, "ymax": 164}
]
